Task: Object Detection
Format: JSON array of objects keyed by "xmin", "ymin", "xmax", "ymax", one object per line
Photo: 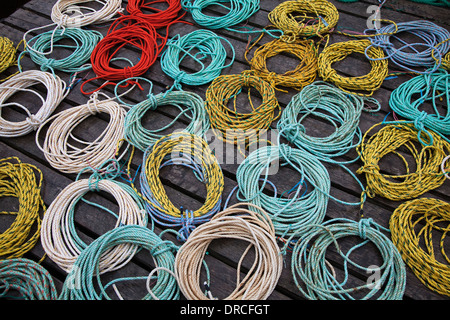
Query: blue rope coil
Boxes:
[{"xmin": 365, "ymin": 20, "xmax": 450, "ymax": 74}]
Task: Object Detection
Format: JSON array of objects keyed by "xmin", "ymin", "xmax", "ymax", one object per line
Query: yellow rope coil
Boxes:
[
  {"xmin": 356, "ymin": 122, "xmax": 450, "ymax": 202},
  {"xmin": 318, "ymin": 39, "xmax": 388, "ymax": 97},
  {"xmin": 131, "ymin": 131, "xmax": 224, "ymax": 219},
  {"xmin": 390, "ymin": 198, "xmax": 450, "ymax": 297},
  {"xmin": 244, "ymin": 37, "xmax": 318, "ymax": 92},
  {"xmin": 268, "ymin": 0, "xmax": 339, "ymax": 43},
  {"xmin": 0, "ymin": 37, "xmax": 24, "ymax": 82},
  {"xmin": 205, "ymin": 73, "xmax": 280, "ymax": 144},
  {"xmin": 0, "ymin": 157, "xmax": 45, "ymax": 260}
]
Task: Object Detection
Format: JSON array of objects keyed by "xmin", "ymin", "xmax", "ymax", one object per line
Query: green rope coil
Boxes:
[
  {"xmin": 283, "ymin": 218, "xmax": 406, "ymax": 300},
  {"xmin": 59, "ymin": 224, "xmax": 179, "ymax": 300},
  {"xmin": 0, "ymin": 258, "xmax": 57, "ymax": 300}
]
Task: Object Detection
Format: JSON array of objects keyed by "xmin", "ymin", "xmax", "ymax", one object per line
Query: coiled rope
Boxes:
[
  {"xmin": 0, "ymin": 258, "xmax": 57, "ymax": 300},
  {"xmin": 128, "ymin": 132, "xmax": 224, "ymax": 241},
  {"xmin": 205, "ymin": 73, "xmax": 280, "ymax": 144},
  {"xmin": 236, "ymin": 144, "xmax": 330, "ymax": 238},
  {"xmin": 318, "ymin": 39, "xmax": 388, "ymax": 97},
  {"xmin": 268, "ymin": 0, "xmax": 339, "ymax": 43},
  {"xmin": 161, "ymin": 29, "xmax": 235, "ymax": 91},
  {"xmin": 126, "ymin": 0, "xmax": 186, "ymax": 28},
  {"xmin": 390, "ymin": 198, "xmax": 450, "ymax": 297},
  {"xmin": 0, "ymin": 157, "xmax": 45, "ymax": 260},
  {"xmin": 244, "ymin": 37, "xmax": 318, "ymax": 91},
  {"xmin": 21, "ymin": 27, "xmax": 103, "ymax": 74},
  {"xmin": 81, "ymin": 15, "xmax": 166, "ymax": 94},
  {"xmin": 118, "ymin": 78, "xmax": 210, "ymax": 151},
  {"xmin": 59, "ymin": 224, "xmax": 179, "ymax": 300},
  {"xmin": 356, "ymin": 122, "xmax": 450, "ymax": 202},
  {"xmin": 0, "ymin": 37, "xmax": 24, "ymax": 82},
  {"xmin": 36, "ymin": 93, "xmax": 126, "ymax": 174},
  {"xmin": 366, "ymin": 20, "xmax": 450, "ymax": 74},
  {"xmin": 389, "ymin": 68, "xmax": 450, "ymax": 141},
  {"xmin": 41, "ymin": 159, "xmax": 148, "ymax": 273},
  {"xmin": 51, "ymin": 0, "xmax": 123, "ymax": 27},
  {"xmin": 283, "ymin": 217, "xmax": 406, "ymax": 300},
  {"xmin": 277, "ymin": 81, "xmax": 381, "ymax": 161},
  {"xmin": 0, "ymin": 70, "xmax": 67, "ymax": 137},
  {"xmin": 175, "ymin": 202, "xmax": 283, "ymax": 300}
]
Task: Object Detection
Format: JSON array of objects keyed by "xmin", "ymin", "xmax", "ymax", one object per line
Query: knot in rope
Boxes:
[
  {"xmin": 25, "ymin": 115, "xmax": 42, "ymax": 131},
  {"xmin": 358, "ymin": 218, "xmax": 374, "ymax": 240}
]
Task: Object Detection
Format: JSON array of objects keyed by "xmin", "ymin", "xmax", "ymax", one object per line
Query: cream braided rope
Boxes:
[
  {"xmin": 175, "ymin": 203, "xmax": 283, "ymax": 300},
  {"xmin": 36, "ymin": 93, "xmax": 126, "ymax": 174},
  {"xmin": 0, "ymin": 70, "xmax": 67, "ymax": 137},
  {"xmin": 51, "ymin": 0, "xmax": 123, "ymax": 27},
  {"xmin": 41, "ymin": 177, "xmax": 147, "ymax": 273}
]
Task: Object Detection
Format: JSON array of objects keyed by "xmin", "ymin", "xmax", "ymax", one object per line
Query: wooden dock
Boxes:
[{"xmin": 0, "ymin": 0, "xmax": 449, "ymax": 300}]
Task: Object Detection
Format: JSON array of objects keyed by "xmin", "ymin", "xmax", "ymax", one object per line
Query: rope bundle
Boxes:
[
  {"xmin": 36, "ymin": 94, "xmax": 126, "ymax": 174},
  {"xmin": 0, "ymin": 157, "xmax": 45, "ymax": 260},
  {"xmin": 0, "ymin": 258, "xmax": 57, "ymax": 300},
  {"xmin": 51, "ymin": 0, "xmax": 123, "ymax": 27},
  {"xmin": 181, "ymin": 0, "xmax": 260, "ymax": 30},
  {"xmin": 205, "ymin": 73, "xmax": 280, "ymax": 144},
  {"xmin": 318, "ymin": 39, "xmax": 388, "ymax": 97},
  {"xmin": 0, "ymin": 37, "xmax": 23, "ymax": 82},
  {"xmin": 81, "ymin": 15, "xmax": 166, "ymax": 94},
  {"xmin": 389, "ymin": 68, "xmax": 450, "ymax": 140},
  {"xmin": 161, "ymin": 29, "xmax": 235, "ymax": 90},
  {"xmin": 0, "ymin": 70, "xmax": 67, "ymax": 137},
  {"xmin": 356, "ymin": 122, "xmax": 450, "ymax": 201},
  {"xmin": 59, "ymin": 224, "xmax": 179, "ymax": 300},
  {"xmin": 284, "ymin": 218, "xmax": 406, "ymax": 300},
  {"xmin": 278, "ymin": 81, "xmax": 380, "ymax": 161},
  {"xmin": 268, "ymin": 0, "xmax": 339, "ymax": 42},
  {"xmin": 236, "ymin": 144, "xmax": 330, "ymax": 238},
  {"xmin": 244, "ymin": 38, "xmax": 318, "ymax": 91},
  {"xmin": 41, "ymin": 160, "xmax": 148, "ymax": 273},
  {"xmin": 23, "ymin": 27, "xmax": 103, "ymax": 74},
  {"xmin": 132, "ymin": 131, "xmax": 224, "ymax": 241},
  {"xmin": 175, "ymin": 202, "xmax": 283, "ymax": 300},
  {"xmin": 126, "ymin": 0, "xmax": 185, "ymax": 28},
  {"xmin": 390, "ymin": 198, "xmax": 450, "ymax": 297},
  {"xmin": 367, "ymin": 20, "xmax": 450, "ymax": 74},
  {"xmin": 123, "ymin": 88, "xmax": 210, "ymax": 151}
]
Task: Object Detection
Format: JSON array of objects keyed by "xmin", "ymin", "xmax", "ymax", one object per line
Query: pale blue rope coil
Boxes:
[
  {"xmin": 20, "ymin": 27, "xmax": 103, "ymax": 74},
  {"xmin": 161, "ymin": 29, "xmax": 235, "ymax": 91},
  {"xmin": 0, "ymin": 258, "xmax": 57, "ymax": 300},
  {"xmin": 389, "ymin": 67, "xmax": 450, "ymax": 144},
  {"xmin": 116, "ymin": 77, "xmax": 210, "ymax": 152},
  {"xmin": 283, "ymin": 217, "xmax": 406, "ymax": 300},
  {"xmin": 365, "ymin": 20, "xmax": 450, "ymax": 74},
  {"xmin": 59, "ymin": 224, "xmax": 179, "ymax": 300},
  {"xmin": 235, "ymin": 143, "xmax": 330, "ymax": 238},
  {"xmin": 277, "ymin": 81, "xmax": 381, "ymax": 162}
]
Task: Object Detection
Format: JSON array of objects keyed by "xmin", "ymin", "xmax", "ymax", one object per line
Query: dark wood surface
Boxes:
[{"xmin": 0, "ymin": 0, "xmax": 449, "ymax": 300}]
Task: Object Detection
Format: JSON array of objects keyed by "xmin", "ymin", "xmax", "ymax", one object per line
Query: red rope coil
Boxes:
[{"xmin": 126, "ymin": 0, "xmax": 187, "ymax": 28}]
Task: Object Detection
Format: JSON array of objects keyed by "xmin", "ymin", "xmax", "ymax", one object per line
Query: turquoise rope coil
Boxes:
[
  {"xmin": 181, "ymin": 0, "xmax": 260, "ymax": 30},
  {"xmin": 21, "ymin": 27, "xmax": 103, "ymax": 74},
  {"xmin": 235, "ymin": 143, "xmax": 330, "ymax": 238},
  {"xmin": 117, "ymin": 78, "xmax": 210, "ymax": 152},
  {"xmin": 59, "ymin": 224, "xmax": 179, "ymax": 300},
  {"xmin": 283, "ymin": 218, "xmax": 406, "ymax": 300},
  {"xmin": 277, "ymin": 81, "xmax": 381, "ymax": 162},
  {"xmin": 365, "ymin": 20, "xmax": 450, "ymax": 74},
  {"xmin": 389, "ymin": 68, "xmax": 450, "ymax": 143},
  {"xmin": 161, "ymin": 29, "xmax": 235, "ymax": 91},
  {"xmin": 0, "ymin": 258, "xmax": 57, "ymax": 300}
]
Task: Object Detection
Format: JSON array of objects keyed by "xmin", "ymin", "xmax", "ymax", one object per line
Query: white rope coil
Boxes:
[
  {"xmin": 0, "ymin": 70, "xmax": 66, "ymax": 137},
  {"xmin": 41, "ymin": 178, "xmax": 147, "ymax": 273},
  {"xmin": 36, "ymin": 95, "xmax": 126, "ymax": 174},
  {"xmin": 175, "ymin": 202, "xmax": 283, "ymax": 300},
  {"xmin": 51, "ymin": 0, "xmax": 123, "ymax": 28}
]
